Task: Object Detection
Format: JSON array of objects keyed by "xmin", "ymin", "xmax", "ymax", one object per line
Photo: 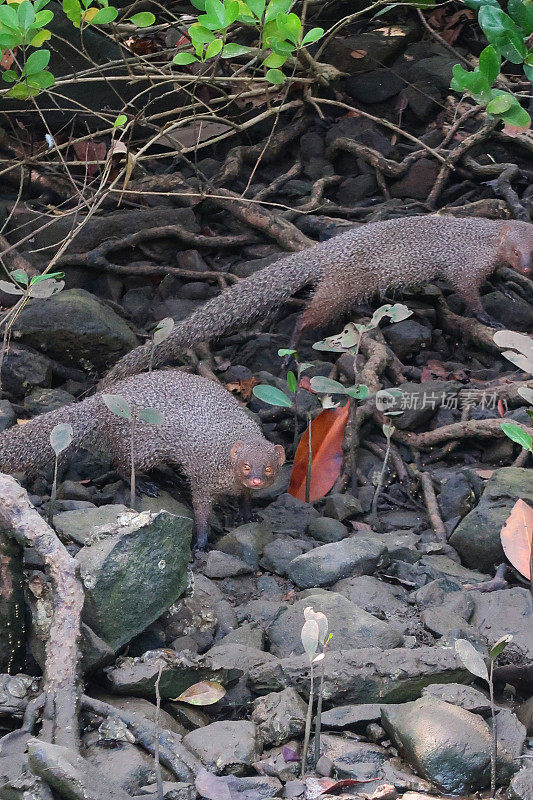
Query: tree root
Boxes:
[{"xmin": 391, "ymin": 417, "xmax": 532, "ymax": 450}]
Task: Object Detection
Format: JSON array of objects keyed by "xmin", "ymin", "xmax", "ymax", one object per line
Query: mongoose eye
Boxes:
[
  {"xmin": 242, "ymin": 463, "xmax": 251, "ymax": 472},
  {"xmin": 265, "ymin": 465, "xmax": 273, "ymax": 474}
]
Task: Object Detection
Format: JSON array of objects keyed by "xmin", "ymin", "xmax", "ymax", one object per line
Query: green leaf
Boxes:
[
  {"xmin": 10, "ymin": 269, "xmax": 29, "ymax": 285},
  {"xmin": 114, "ymin": 114, "xmax": 127, "ymax": 127},
  {"xmin": 478, "ymin": 6, "xmax": 527, "ymax": 63},
  {"xmin": 302, "ymin": 26, "xmax": 323, "ymax": 45},
  {"xmin": 205, "ymin": 37, "xmax": 223, "ymax": 58},
  {"xmin": 50, "ymin": 423, "xmax": 73, "ymax": 456},
  {"xmin": 190, "ymin": 0, "xmax": 207, "ymax": 8},
  {"xmin": 478, "ymin": 44, "xmax": 501, "ymax": 85},
  {"xmin": 463, "ymin": 0, "xmax": 500, "ymax": 8},
  {"xmin": 62, "ymin": 0, "xmax": 82, "ymax": 27},
  {"xmin": 22, "ymin": 48, "xmax": 50, "ymax": 76},
  {"xmin": 263, "ymin": 51, "xmax": 286, "ymax": 67},
  {"xmin": 90, "ymin": 6, "xmax": 119, "ymax": 24},
  {"xmin": 138, "ymin": 407, "xmax": 164, "ymax": 425},
  {"xmin": 276, "ymin": 11, "xmax": 300, "ymax": 45},
  {"xmin": 223, "ymin": 0, "xmax": 240, "ymax": 26},
  {"xmin": 345, "ymin": 384, "xmax": 370, "ymax": 400},
  {"xmin": 2, "ymin": 70, "xmax": 18, "ymax": 84},
  {"xmin": 524, "ymin": 63, "xmax": 533, "ymax": 81},
  {"xmin": 29, "ymin": 271, "xmax": 64, "ymax": 284},
  {"xmin": 246, "ymin": 0, "xmax": 265, "ymax": 18},
  {"xmin": 152, "ymin": 317, "xmax": 174, "ymax": 345},
  {"xmin": 455, "ymin": 639, "xmax": 489, "ymax": 683},
  {"xmin": 451, "ymin": 63, "xmax": 491, "ymax": 102},
  {"xmin": 205, "ymin": 0, "xmax": 226, "ymax": 26},
  {"xmin": 501, "ymin": 422, "xmax": 533, "ymax": 451},
  {"xmin": 508, "ymin": 0, "xmax": 533, "ymax": 35},
  {"xmin": 286, "ymin": 370, "xmax": 297, "ymax": 393},
  {"xmin": 30, "ymin": 28, "xmax": 52, "ymax": 46},
  {"xmin": 35, "ymin": 9, "xmax": 53, "ymax": 25},
  {"xmin": 278, "ymin": 348, "xmax": 297, "ymax": 357},
  {"xmin": 0, "ymin": 5, "xmax": 20, "ymax": 30},
  {"xmin": 28, "ymin": 69, "xmax": 54, "ymax": 89},
  {"xmin": 309, "ymin": 376, "xmax": 346, "ymax": 395},
  {"xmin": 490, "ymin": 634, "xmax": 513, "ymax": 659},
  {"xmin": 265, "ymin": 0, "xmax": 291, "ymax": 23},
  {"xmin": 17, "ymin": 1, "xmax": 36, "ymax": 31},
  {"xmin": 102, "ymin": 393, "xmax": 131, "ymax": 419},
  {"xmin": 487, "ymin": 92, "xmax": 513, "ymax": 113},
  {"xmin": 268, "ymin": 34, "xmax": 294, "ymax": 55},
  {"xmin": 188, "ymin": 23, "xmax": 215, "ymax": 43},
  {"xmin": 500, "ymin": 100, "xmax": 530, "ymax": 128},
  {"xmin": 265, "ymin": 67, "xmax": 285, "ymax": 83},
  {"xmin": 129, "ymin": 11, "xmax": 155, "ymax": 26},
  {"xmin": 35, "ymin": 0, "xmax": 52, "ymax": 11},
  {"xmin": 0, "ymin": 34, "xmax": 23, "ymax": 48},
  {"xmin": 220, "ymin": 42, "xmax": 251, "ymax": 57},
  {"xmin": 173, "ymin": 52, "xmax": 198, "ymax": 64},
  {"xmin": 6, "ymin": 82, "xmax": 34, "ymax": 99},
  {"xmin": 253, "ymin": 384, "xmax": 293, "ymax": 407}
]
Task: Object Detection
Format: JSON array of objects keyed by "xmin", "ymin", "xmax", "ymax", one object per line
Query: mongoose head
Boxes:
[
  {"xmin": 500, "ymin": 224, "xmax": 533, "ymax": 275},
  {"xmin": 230, "ymin": 439, "xmax": 285, "ymax": 490}
]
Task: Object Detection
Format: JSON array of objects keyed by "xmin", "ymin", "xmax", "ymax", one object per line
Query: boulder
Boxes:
[
  {"xmin": 251, "ymin": 688, "xmax": 307, "ymax": 746},
  {"xmin": 287, "ymin": 535, "xmax": 387, "ymax": 588},
  {"xmin": 182, "ymin": 721, "xmax": 261, "ymax": 775}
]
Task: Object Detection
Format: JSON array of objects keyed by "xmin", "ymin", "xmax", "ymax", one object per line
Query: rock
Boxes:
[
  {"xmin": 450, "ymin": 468, "xmax": 533, "ymax": 571},
  {"xmin": 0, "ymin": 400, "xmax": 16, "ymax": 432},
  {"xmin": 509, "ymin": 767, "xmax": 533, "ymax": 800},
  {"xmin": 421, "ymin": 682, "xmax": 492, "ymax": 714},
  {"xmin": 76, "ymin": 509, "xmax": 192, "ymax": 651},
  {"xmin": 406, "ymin": 81, "xmax": 442, "ymax": 120},
  {"xmin": 137, "ymin": 493, "xmax": 193, "ymax": 520},
  {"xmin": 318, "ymin": 734, "xmax": 388, "ymax": 781},
  {"xmin": 27, "ymin": 739, "xmax": 131, "ymax": 800},
  {"xmin": 493, "ymin": 708, "xmax": 526, "ymax": 759},
  {"xmin": 204, "ymin": 551, "xmax": 253, "ymax": 578},
  {"xmin": 1, "ymin": 345, "xmax": 52, "ymax": 399},
  {"xmin": 388, "ymin": 380, "xmax": 459, "ymax": 430},
  {"xmin": 381, "ymin": 697, "xmax": 515, "ymax": 793},
  {"xmin": 57, "ymin": 480, "xmax": 94, "ymax": 502},
  {"xmin": 249, "ymin": 645, "xmax": 471, "ymax": 705},
  {"xmin": 320, "ymin": 704, "xmax": 384, "ymax": 731},
  {"xmin": 345, "ymin": 69, "xmax": 403, "ymax": 104},
  {"xmin": 53, "ymin": 504, "xmax": 131, "ymax": 545},
  {"xmin": 324, "ymin": 24, "xmax": 418, "ymax": 75},
  {"xmin": 204, "ymin": 643, "xmax": 277, "ymax": 674},
  {"xmin": 259, "ymin": 493, "xmax": 319, "ymax": 535},
  {"xmin": 90, "ymin": 692, "xmax": 186, "ymax": 736},
  {"xmin": 183, "ymin": 721, "xmax": 261, "ymax": 775},
  {"xmin": 483, "ymin": 290, "xmax": 533, "ymax": 330},
  {"xmin": 23, "ymin": 388, "xmax": 75, "ymax": 415},
  {"xmin": 390, "ymin": 159, "xmax": 439, "ymax": 201},
  {"xmin": 134, "ymin": 782, "xmax": 195, "ymax": 799},
  {"xmin": 437, "ymin": 472, "xmax": 478, "ymax": 521},
  {"xmin": 517, "ymin": 696, "xmax": 533, "ymax": 733},
  {"xmin": 216, "ymin": 523, "xmax": 273, "ymax": 568},
  {"xmin": 251, "ymin": 688, "xmax": 307, "ymax": 746},
  {"xmin": 336, "ymin": 174, "xmax": 378, "ymax": 204},
  {"xmin": 267, "ymin": 593, "xmax": 402, "ymax": 657},
  {"xmin": 218, "ymin": 622, "xmax": 264, "ymax": 650},
  {"xmin": 84, "ymin": 738, "xmax": 172, "ymax": 793},
  {"xmin": 469, "ymin": 587, "xmax": 533, "ymax": 662},
  {"xmin": 13, "ymin": 289, "xmax": 138, "ymax": 371},
  {"xmin": 0, "ymin": 674, "xmax": 39, "ymax": 718},
  {"xmin": 390, "ymin": 554, "xmax": 490, "ymax": 588},
  {"xmin": 333, "ymin": 574, "xmax": 409, "ymax": 616},
  {"xmin": 287, "ymin": 536, "xmax": 387, "ymax": 588},
  {"xmin": 260, "ymin": 536, "xmax": 309, "ymax": 576},
  {"xmin": 307, "ymin": 517, "xmax": 348, "ymax": 543},
  {"xmin": 421, "ymin": 607, "xmax": 476, "ymax": 638},
  {"xmin": 322, "ymin": 493, "xmax": 362, "ymax": 521},
  {"xmin": 383, "ymin": 320, "xmax": 432, "ymax": 361}
]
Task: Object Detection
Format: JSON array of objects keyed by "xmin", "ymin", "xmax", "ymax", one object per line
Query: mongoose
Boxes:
[
  {"xmin": 0, "ymin": 370, "xmax": 285, "ymax": 549},
  {"xmin": 100, "ymin": 215, "xmax": 533, "ymax": 388}
]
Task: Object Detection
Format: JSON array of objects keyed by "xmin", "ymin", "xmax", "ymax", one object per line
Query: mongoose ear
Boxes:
[
  {"xmin": 230, "ymin": 440, "xmax": 244, "ymax": 462},
  {"xmin": 274, "ymin": 444, "xmax": 286, "ymax": 466}
]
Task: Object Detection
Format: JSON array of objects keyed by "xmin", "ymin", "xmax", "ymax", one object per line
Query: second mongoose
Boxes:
[
  {"xmin": 0, "ymin": 370, "xmax": 285, "ymax": 549},
  {"xmin": 100, "ymin": 215, "xmax": 533, "ymax": 387}
]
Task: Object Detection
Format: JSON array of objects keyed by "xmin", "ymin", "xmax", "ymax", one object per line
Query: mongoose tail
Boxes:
[
  {"xmin": 0, "ymin": 371, "xmax": 285, "ymax": 549},
  {"xmin": 101, "ymin": 216, "xmax": 533, "ymax": 386}
]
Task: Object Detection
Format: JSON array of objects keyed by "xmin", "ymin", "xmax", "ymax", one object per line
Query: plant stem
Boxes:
[
  {"xmin": 148, "ymin": 339, "xmax": 155, "ymax": 373},
  {"xmin": 130, "ymin": 406, "xmax": 137, "ymax": 509},
  {"xmin": 300, "ymin": 663, "xmax": 314, "ymax": 778},
  {"xmin": 154, "ymin": 663, "xmax": 164, "ymax": 800},
  {"xmin": 314, "ymin": 654, "xmax": 326, "ymax": 766},
  {"xmin": 305, "ymin": 410, "xmax": 312, "ymax": 503},
  {"xmin": 48, "ymin": 455, "xmax": 58, "ymax": 526},
  {"xmin": 489, "ymin": 659, "xmax": 497, "ymax": 798},
  {"xmin": 370, "ymin": 433, "xmax": 392, "ymax": 526},
  {"xmin": 349, "ymin": 400, "xmax": 357, "ymax": 495}
]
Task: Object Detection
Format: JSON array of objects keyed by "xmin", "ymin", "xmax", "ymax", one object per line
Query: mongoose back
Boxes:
[
  {"xmin": 0, "ymin": 370, "xmax": 285, "ymax": 548},
  {"xmin": 100, "ymin": 215, "xmax": 533, "ymax": 387}
]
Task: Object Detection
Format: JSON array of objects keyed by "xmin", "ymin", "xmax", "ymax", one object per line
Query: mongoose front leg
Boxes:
[
  {"xmin": 240, "ymin": 490, "xmax": 252, "ymax": 523},
  {"xmin": 192, "ymin": 493, "xmax": 212, "ymax": 551},
  {"xmin": 455, "ymin": 284, "xmax": 504, "ymax": 329}
]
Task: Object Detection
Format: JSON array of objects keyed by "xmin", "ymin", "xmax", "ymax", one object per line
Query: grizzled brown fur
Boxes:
[
  {"xmin": 0, "ymin": 370, "xmax": 285, "ymax": 548},
  {"xmin": 101, "ymin": 216, "xmax": 533, "ymax": 387}
]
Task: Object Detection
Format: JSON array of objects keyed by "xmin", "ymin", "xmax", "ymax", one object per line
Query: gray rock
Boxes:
[
  {"xmin": 322, "ymin": 493, "xmax": 362, "ymax": 521},
  {"xmin": 204, "ymin": 551, "xmax": 253, "ymax": 578},
  {"xmin": 390, "ymin": 555, "xmax": 490, "ymax": 588},
  {"xmin": 470, "ymin": 587, "xmax": 533, "ymax": 661},
  {"xmin": 383, "ymin": 320, "xmax": 432, "ymax": 361},
  {"xmin": 204, "ymin": 643, "xmax": 277, "ymax": 674},
  {"xmin": 84, "ymin": 739, "xmax": 172, "ymax": 793},
  {"xmin": 218, "ymin": 623, "xmax": 264, "ymax": 650},
  {"xmin": 54, "ymin": 504, "xmax": 131, "ymax": 545},
  {"xmin": 259, "ymin": 493, "xmax": 319, "ymax": 535},
  {"xmin": 320, "ymin": 704, "xmax": 384, "ymax": 731},
  {"xmin": 251, "ymin": 688, "xmax": 307, "ymax": 745},
  {"xmin": 27, "ymin": 739, "xmax": 131, "ymax": 800},
  {"xmin": 76, "ymin": 509, "xmax": 192, "ymax": 651},
  {"xmin": 318, "ymin": 734, "xmax": 388, "ymax": 781},
  {"xmin": 267, "ymin": 592, "xmax": 402, "ymax": 657},
  {"xmin": 249, "ymin": 646, "xmax": 472, "ymax": 705},
  {"xmin": 137, "ymin": 493, "xmax": 193, "ymax": 520},
  {"xmin": 324, "ymin": 24, "xmax": 418, "ymax": 75},
  {"xmin": 1, "ymin": 345, "xmax": 52, "ymax": 399},
  {"xmin": 377, "ymin": 531, "xmax": 421, "ymax": 563},
  {"xmin": 217, "ymin": 523, "xmax": 273, "ymax": 568},
  {"xmin": 260, "ymin": 536, "xmax": 309, "ymax": 576},
  {"xmin": 381, "ymin": 697, "xmax": 516, "ymax": 792},
  {"xmin": 483, "ymin": 291, "xmax": 533, "ymax": 331},
  {"xmin": 493, "ymin": 708, "xmax": 526, "ymax": 759},
  {"xmin": 345, "ymin": 69, "xmax": 403, "ymax": 104},
  {"xmin": 421, "ymin": 607, "xmax": 476, "ymax": 638},
  {"xmin": 509, "ymin": 767, "xmax": 533, "ymax": 800},
  {"xmin": 307, "ymin": 517, "xmax": 348, "ymax": 543},
  {"xmin": 336, "ymin": 174, "xmax": 378, "ymax": 204},
  {"xmin": 13, "ymin": 289, "xmax": 138, "ymax": 371},
  {"xmin": 183, "ymin": 721, "xmax": 261, "ymax": 775},
  {"xmin": 517, "ymin": 696, "xmax": 533, "ymax": 733},
  {"xmin": 23, "ymin": 388, "xmax": 75, "ymax": 416},
  {"xmin": 135, "ymin": 782, "xmax": 195, "ymax": 799},
  {"xmin": 421, "ymin": 682, "xmax": 492, "ymax": 714},
  {"xmin": 287, "ymin": 536, "xmax": 387, "ymax": 588},
  {"xmin": 389, "ymin": 380, "xmax": 459, "ymax": 430},
  {"xmin": 57, "ymin": 481, "xmax": 94, "ymax": 502},
  {"xmin": 333, "ymin": 575, "xmax": 409, "ymax": 616},
  {"xmin": 450, "ymin": 468, "xmax": 533, "ymax": 571},
  {"xmin": 438, "ymin": 472, "xmax": 477, "ymax": 522},
  {"xmin": 0, "ymin": 400, "xmax": 16, "ymax": 432}
]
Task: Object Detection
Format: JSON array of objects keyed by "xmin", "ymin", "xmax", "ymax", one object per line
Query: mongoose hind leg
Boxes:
[{"xmin": 290, "ymin": 286, "xmax": 354, "ymax": 349}]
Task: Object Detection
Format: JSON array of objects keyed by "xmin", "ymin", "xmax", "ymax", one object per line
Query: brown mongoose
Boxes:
[
  {"xmin": 100, "ymin": 215, "xmax": 533, "ymax": 388},
  {"xmin": 0, "ymin": 370, "xmax": 285, "ymax": 549}
]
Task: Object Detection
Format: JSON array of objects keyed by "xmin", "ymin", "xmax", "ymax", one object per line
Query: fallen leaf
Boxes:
[
  {"xmin": 500, "ymin": 498, "xmax": 533, "ymax": 580},
  {"xmin": 288, "ymin": 402, "xmax": 349, "ymax": 502},
  {"xmin": 1, "ymin": 50, "xmax": 16, "ymax": 69},
  {"xmin": 475, "ymin": 469, "xmax": 494, "ymax": 479},
  {"xmin": 503, "ymin": 122, "xmax": 531, "ymax": 137},
  {"xmin": 350, "ymin": 49, "xmax": 367, "ymax": 58},
  {"xmin": 497, "ymin": 398, "xmax": 506, "ymax": 417},
  {"xmin": 172, "ymin": 680, "xmax": 226, "ymax": 706},
  {"xmin": 226, "ymin": 377, "xmax": 258, "ymax": 400},
  {"xmin": 305, "ymin": 776, "xmax": 372, "ymax": 798},
  {"xmin": 73, "ymin": 140, "xmax": 107, "ymax": 178}
]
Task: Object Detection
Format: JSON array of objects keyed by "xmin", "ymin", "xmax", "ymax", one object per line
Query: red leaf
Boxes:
[
  {"xmin": 497, "ymin": 398, "xmax": 505, "ymax": 417},
  {"xmin": 305, "ymin": 777, "xmax": 372, "ymax": 798},
  {"xmin": 500, "ymin": 498, "xmax": 533, "ymax": 580},
  {"xmin": 288, "ymin": 403, "xmax": 349, "ymax": 502},
  {"xmin": 72, "ymin": 140, "xmax": 107, "ymax": 178}
]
